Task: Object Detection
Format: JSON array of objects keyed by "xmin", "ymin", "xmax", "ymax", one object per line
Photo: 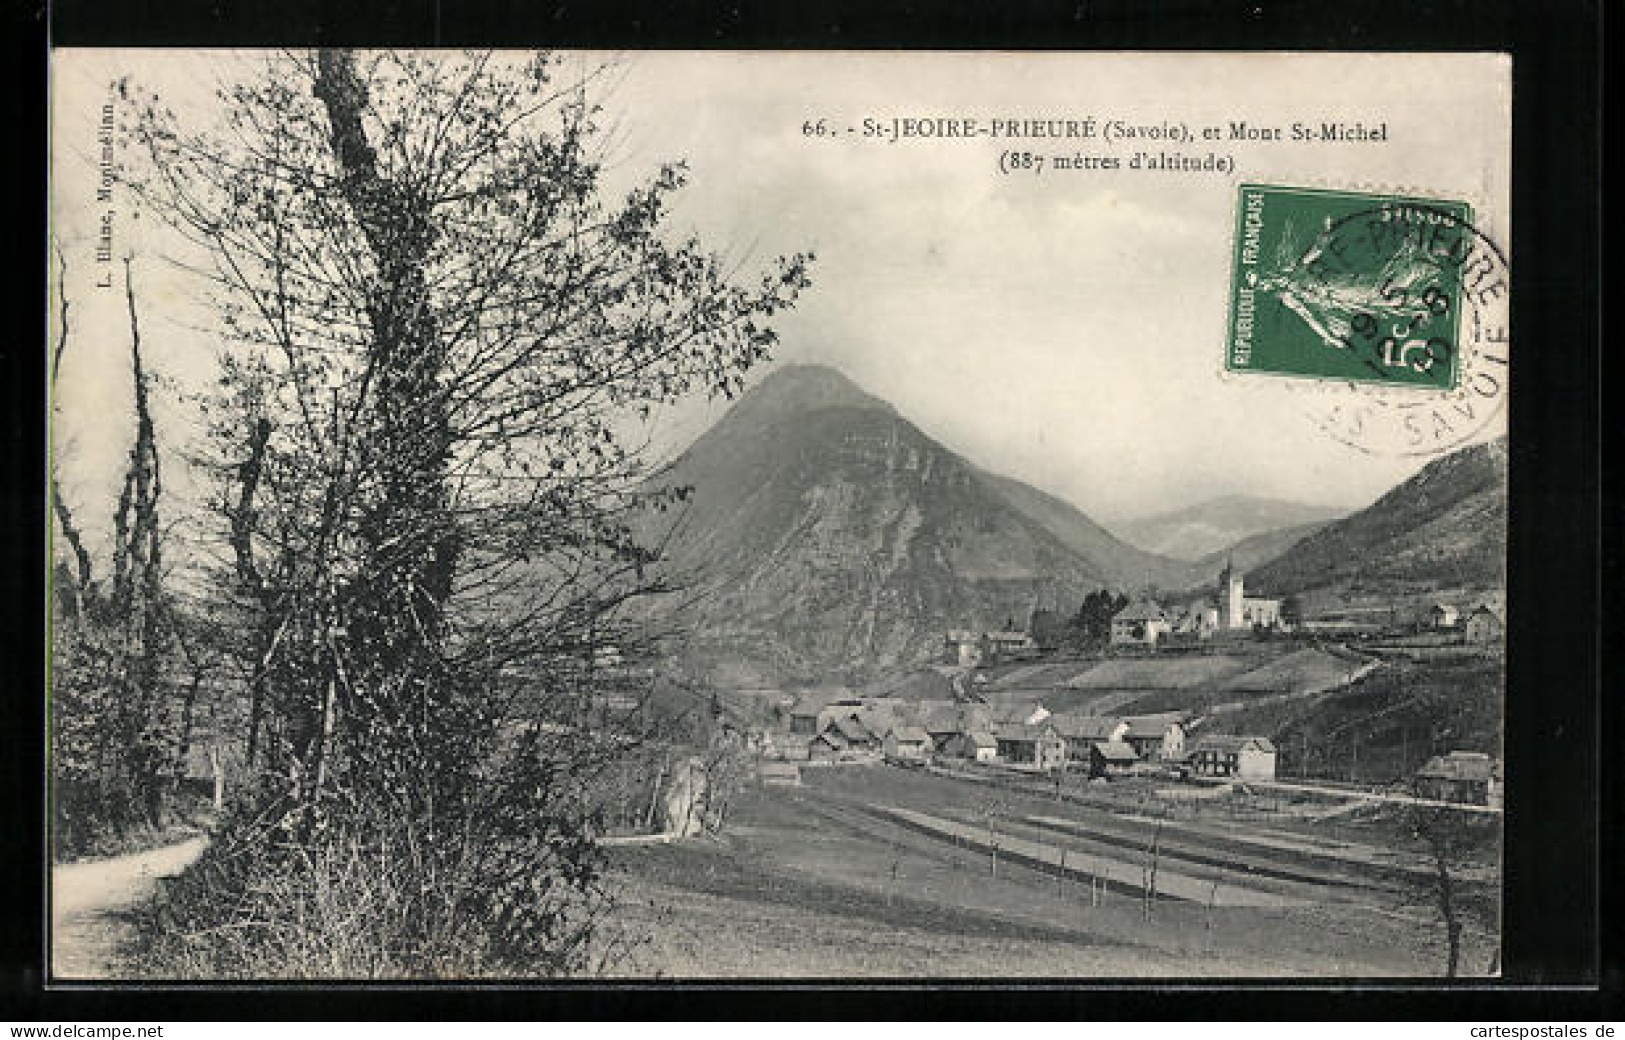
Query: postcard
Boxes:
[{"xmin": 48, "ymin": 49, "xmax": 1508, "ymax": 980}]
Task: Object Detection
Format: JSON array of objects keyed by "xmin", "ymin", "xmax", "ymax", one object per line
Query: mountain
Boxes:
[
  {"xmin": 1113, "ymin": 495, "xmax": 1345, "ymax": 561},
  {"xmin": 975, "ymin": 471, "xmax": 1201, "ymax": 590},
  {"xmin": 1245, "ymin": 437, "xmax": 1507, "ymax": 615},
  {"xmin": 639, "ymin": 364, "xmax": 1184, "ymax": 683},
  {"xmin": 1190, "ymin": 520, "xmax": 1330, "ymax": 578}
]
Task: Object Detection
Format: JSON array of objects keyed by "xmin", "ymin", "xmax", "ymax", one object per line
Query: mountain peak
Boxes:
[{"xmin": 732, "ymin": 363, "xmax": 894, "ymax": 421}]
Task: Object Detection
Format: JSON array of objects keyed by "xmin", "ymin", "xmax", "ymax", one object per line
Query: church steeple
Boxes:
[{"xmin": 1220, "ymin": 556, "xmax": 1245, "ymax": 629}]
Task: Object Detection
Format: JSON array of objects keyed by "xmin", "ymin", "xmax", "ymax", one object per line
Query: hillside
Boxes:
[
  {"xmin": 1246, "ymin": 438, "xmax": 1507, "ymax": 615},
  {"xmin": 1190, "ymin": 520, "xmax": 1329, "ymax": 578},
  {"xmin": 977, "ymin": 471, "xmax": 1201, "ymax": 590},
  {"xmin": 1113, "ymin": 495, "xmax": 1345, "ymax": 561},
  {"xmin": 1200, "ymin": 653, "xmax": 1502, "ymax": 785},
  {"xmin": 639, "ymin": 364, "xmax": 1185, "ymax": 683}
]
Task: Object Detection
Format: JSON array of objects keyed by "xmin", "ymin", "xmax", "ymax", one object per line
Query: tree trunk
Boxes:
[
  {"xmin": 312, "ymin": 49, "xmax": 463, "ymax": 804},
  {"xmin": 209, "ymin": 744, "xmax": 226, "ymax": 811},
  {"xmin": 645, "ymin": 759, "xmax": 667, "ymax": 832}
]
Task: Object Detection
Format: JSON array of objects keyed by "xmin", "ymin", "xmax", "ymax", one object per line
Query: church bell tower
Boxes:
[{"xmin": 1220, "ymin": 557, "xmax": 1246, "ymax": 629}]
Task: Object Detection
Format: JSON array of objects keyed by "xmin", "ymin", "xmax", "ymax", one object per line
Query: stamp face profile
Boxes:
[{"xmin": 1226, "ymin": 184, "xmax": 1477, "ymax": 391}]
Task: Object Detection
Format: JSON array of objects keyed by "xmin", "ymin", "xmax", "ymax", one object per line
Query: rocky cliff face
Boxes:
[{"xmin": 641, "ymin": 365, "xmax": 1167, "ymax": 683}]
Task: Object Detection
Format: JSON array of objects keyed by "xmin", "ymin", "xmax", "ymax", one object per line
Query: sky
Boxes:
[{"xmin": 50, "ymin": 50, "xmax": 1510, "ymax": 547}]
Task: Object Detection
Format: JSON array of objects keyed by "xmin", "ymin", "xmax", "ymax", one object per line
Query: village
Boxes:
[
  {"xmin": 754, "ymin": 563, "xmax": 1505, "ymax": 812},
  {"xmin": 598, "ymin": 561, "xmax": 1505, "ymax": 977},
  {"xmin": 578, "ymin": 562, "xmax": 1506, "ymax": 976}
]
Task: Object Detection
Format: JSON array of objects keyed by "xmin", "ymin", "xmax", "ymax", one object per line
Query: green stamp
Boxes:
[{"xmin": 1225, "ymin": 184, "xmax": 1476, "ymax": 390}]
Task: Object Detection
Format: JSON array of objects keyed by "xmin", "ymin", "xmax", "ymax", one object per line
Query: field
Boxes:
[
  {"xmin": 1207, "ymin": 653, "xmax": 1503, "ymax": 783},
  {"xmin": 599, "ymin": 763, "xmax": 1498, "ymax": 978}
]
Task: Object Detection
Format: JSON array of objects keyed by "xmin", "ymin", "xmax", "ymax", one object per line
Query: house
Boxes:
[
  {"xmin": 942, "ymin": 730, "xmax": 998, "ymax": 762},
  {"xmin": 984, "ymin": 630, "xmax": 1038, "ymax": 663},
  {"xmin": 1414, "ymin": 751, "xmax": 1502, "ymax": 808},
  {"xmin": 1429, "ymin": 603, "xmax": 1460, "ymax": 630},
  {"xmin": 787, "ymin": 696, "xmax": 827, "ymax": 736},
  {"xmin": 1050, "ymin": 714, "xmax": 1129, "ymax": 763},
  {"xmin": 791, "ymin": 692, "xmax": 873, "ymax": 738},
  {"xmin": 1169, "ymin": 600, "xmax": 1222, "ymax": 638},
  {"xmin": 994, "ymin": 722, "xmax": 1068, "ymax": 770},
  {"xmin": 1111, "ymin": 601, "xmax": 1171, "ymax": 646},
  {"xmin": 924, "ymin": 701, "xmax": 989, "ymax": 751},
  {"xmin": 1190, "ymin": 736, "xmax": 1277, "ymax": 780},
  {"xmin": 828, "ymin": 714, "xmax": 879, "ymax": 750},
  {"xmin": 883, "ymin": 726, "xmax": 933, "ymax": 763},
  {"xmin": 807, "ymin": 729, "xmax": 846, "ymax": 760},
  {"xmin": 1087, "ymin": 740, "xmax": 1140, "ymax": 778},
  {"xmin": 1464, "ymin": 605, "xmax": 1503, "ymax": 645},
  {"xmin": 943, "ymin": 629, "xmax": 986, "ymax": 666},
  {"xmin": 809, "ymin": 715, "xmax": 878, "ymax": 759},
  {"xmin": 789, "ymin": 691, "xmax": 864, "ymax": 736},
  {"xmin": 1120, "ymin": 715, "xmax": 1187, "ymax": 761},
  {"xmin": 923, "ymin": 705, "xmax": 966, "ymax": 751}
]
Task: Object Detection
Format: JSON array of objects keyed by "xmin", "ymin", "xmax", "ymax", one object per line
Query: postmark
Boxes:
[{"xmin": 1224, "ymin": 183, "xmax": 1509, "ymax": 457}]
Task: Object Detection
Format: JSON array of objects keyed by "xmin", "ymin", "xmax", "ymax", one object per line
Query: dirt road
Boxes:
[{"xmin": 51, "ymin": 836, "xmax": 208, "ymax": 979}]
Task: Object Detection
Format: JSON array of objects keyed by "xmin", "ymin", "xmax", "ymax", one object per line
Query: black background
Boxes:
[{"xmin": 6, "ymin": 0, "xmax": 1609, "ymax": 1021}]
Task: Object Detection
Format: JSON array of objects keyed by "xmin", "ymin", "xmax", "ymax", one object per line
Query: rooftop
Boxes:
[
  {"xmin": 1113, "ymin": 601, "xmax": 1168, "ymax": 623},
  {"xmin": 1094, "ymin": 740, "xmax": 1139, "ymax": 762},
  {"xmin": 1121, "ymin": 714, "xmax": 1185, "ymax": 739},
  {"xmin": 1196, "ymin": 735, "xmax": 1276, "ymax": 754},
  {"xmin": 826, "ymin": 715, "xmax": 874, "ymax": 742},
  {"xmin": 1417, "ymin": 751, "xmax": 1500, "ymax": 782},
  {"xmin": 994, "ymin": 722, "xmax": 1058, "ymax": 742},
  {"xmin": 1049, "ymin": 714, "xmax": 1123, "ymax": 741}
]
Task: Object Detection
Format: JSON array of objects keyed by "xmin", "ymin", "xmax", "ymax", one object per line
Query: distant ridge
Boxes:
[{"xmin": 1112, "ymin": 495, "xmax": 1346, "ymax": 561}]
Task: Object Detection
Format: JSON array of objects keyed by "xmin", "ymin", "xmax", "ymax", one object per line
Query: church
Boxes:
[
  {"xmin": 1155, "ymin": 561, "xmax": 1282, "ymax": 642},
  {"xmin": 1216, "ymin": 560, "xmax": 1282, "ymax": 630}
]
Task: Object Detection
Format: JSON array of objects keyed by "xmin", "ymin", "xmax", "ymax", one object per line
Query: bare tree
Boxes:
[
  {"xmin": 1405, "ymin": 804, "xmax": 1500, "ymax": 977},
  {"xmin": 122, "ymin": 49, "xmax": 809, "ymax": 976},
  {"xmin": 51, "ymin": 254, "xmax": 193, "ymax": 853}
]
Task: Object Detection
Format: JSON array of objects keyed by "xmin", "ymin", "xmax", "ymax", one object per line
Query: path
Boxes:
[
  {"xmin": 1225, "ymin": 777, "xmax": 1502, "ymax": 815},
  {"xmin": 51, "ymin": 835, "xmax": 208, "ymax": 979}
]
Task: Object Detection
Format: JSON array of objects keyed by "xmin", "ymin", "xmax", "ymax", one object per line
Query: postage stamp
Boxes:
[
  {"xmin": 1226, "ymin": 183, "xmax": 1478, "ymax": 389},
  {"xmin": 1225, "ymin": 183, "xmax": 1508, "ymax": 456}
]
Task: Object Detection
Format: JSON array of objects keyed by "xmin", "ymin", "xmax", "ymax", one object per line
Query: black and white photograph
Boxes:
[{"xmin": 45, "ymin": 48, "xmax": 1513, "ymax": 981}]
